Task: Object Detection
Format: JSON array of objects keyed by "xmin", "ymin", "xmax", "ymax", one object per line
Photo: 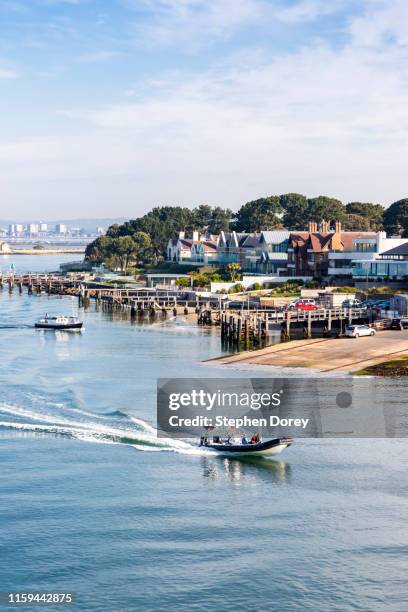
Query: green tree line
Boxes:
[{"xmin": 85, "ymin": 196, "xmax": 408, "ymax": 270}]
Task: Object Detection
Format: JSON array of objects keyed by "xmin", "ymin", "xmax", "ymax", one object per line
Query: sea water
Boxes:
[{"xmin": 0, "ymin": 255, "xmax": 407, "ymax": 611}]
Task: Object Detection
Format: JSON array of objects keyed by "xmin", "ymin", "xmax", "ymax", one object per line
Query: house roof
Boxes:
[
  {"xmin": 240, "ymin": 234, "xmax": 260, "ymax": 248},
  {"xmin": 260, "ymin": 230, "xmax": 290, "ymax": 244},
  {"xmin": 201, "ymin": 241, "xmax": 217, "ymax": 252},
  {"xmin": 380, "ymin": 242, "xmax": 408, "ymax": 257},
  {"xmin": 290, "ymin": 231, "xmax": 377, "ymax": 253},
  {"xmin": 179, "ymin": 239, "xmax": 194, "ymax": 250},
  {"xmin": 261, "ymin": 252, "xmax": 288, "ymax": 262}
]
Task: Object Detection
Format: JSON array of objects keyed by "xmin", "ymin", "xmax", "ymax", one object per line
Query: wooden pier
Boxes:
[
  {"xmin": 218, "ymin": 307, "xmax": 373, "ymax": 345},
  {"xmin": 0, "ymin": 272, "xmax": 378, "ymax": 344}
]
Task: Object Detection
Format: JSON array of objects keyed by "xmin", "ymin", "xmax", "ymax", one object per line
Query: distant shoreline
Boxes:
[{"xmin": 0, "ymin": 249, "xmax": 85, "ymax": 255}]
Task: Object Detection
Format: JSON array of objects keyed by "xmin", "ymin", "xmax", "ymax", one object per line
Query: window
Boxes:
[
  {"xmin": 271, "ymin": 240, "xmax": 288, "ymax": 253},
  {"xmin": 355, "ymin": 242, "xmax": 377, "ymax": 252}
]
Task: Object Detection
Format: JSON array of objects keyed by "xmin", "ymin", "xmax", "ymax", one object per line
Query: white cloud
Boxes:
[
  {"xmin": 275, "ymin": 0, "xmax": 344, "ymax": 24},
  {"xmin": 3, "ymin": 0, "xmax": 408, "ymax": 216},
  {"xmin": 350, "ymin": 0, "xmax": 408, "ymax": 47},
  {"xmin": 77, "ymin": 50, "xmax": 124, "ymax": 63},
  {"xmin": 0, "ymin": 66, "xmax": 17, "ymax": 78},
  {"xmin": 131, "ymin": 0, "xmax": 266, "ymax": 48},
  {"xmin": 0, "ymin": 139, "xmax": 59, "ymax": 162}
]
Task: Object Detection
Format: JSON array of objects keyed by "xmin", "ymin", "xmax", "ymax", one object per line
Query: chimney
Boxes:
[
  {"xmin": 320, "ymin": 220, "xmax": 329, "ymax": 233},
  {"xmin": 178, "ymin": 231, "xmax": 185, "ymax": 239},
  {"xmin": 335, "ymin": 221, "xmax": 342, "ymax": 234},
  {"xmin": 192, "ymin": 230, "xmax": 199, "ymax": 242}
]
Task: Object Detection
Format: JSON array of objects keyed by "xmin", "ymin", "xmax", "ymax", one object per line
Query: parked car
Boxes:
[
  {"xmin": 390, "ymin": 318, "xmax": 408, "ymax": 330},
  {"xmin": 360, "ymin": 300, "xmax": 376, "ymax": 308},
  {"xmin": 296, "ymin": 301, "xmax": 318, "ymax": 311},
  {"xmin": 342, "ymin": 299, "xmax": 363, "ymax": 308},
  {"xmin": 373, "ymin": 300, "xmax": 390, "ymax": 310},
  {"xmin": 288, "ymin": 298, "xmax": 317, "ymax": 310},
  {"xmin": 345, "ymin": 324, "xmax": 376, "ymax": 338}
]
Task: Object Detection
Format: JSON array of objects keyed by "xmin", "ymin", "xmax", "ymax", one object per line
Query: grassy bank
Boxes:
[{"xmin": 354, "ymin": 355, "xmax": 408, "ymax": 376}]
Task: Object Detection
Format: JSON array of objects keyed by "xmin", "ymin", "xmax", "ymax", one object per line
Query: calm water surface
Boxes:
[{"xmin": 0, "ymin": 256, "xmax": 407, "ymax": 611}]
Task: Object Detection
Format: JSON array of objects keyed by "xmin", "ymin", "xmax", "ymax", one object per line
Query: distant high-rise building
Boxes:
[
  {"xmin": 8, "ymin": 223, "xmax": 24, "ymax": 236},
  {"xmin": 27, "ymin": 223, "xmax": 39, "ymax": 235},
  {"xmin": 39, "ymin": 222, "xmax": 48, "ymax": 232},
  {"xmin": 97, "ymin": 227, "xmax": 104, "ymax": 235},
  {"xmin": 55, "ymin": 223, "xmax": 67, "ymax": 234}
]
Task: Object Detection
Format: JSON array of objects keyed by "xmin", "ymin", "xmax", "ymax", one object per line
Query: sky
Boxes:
[{"xmin": 1, "ymin": 0, "xmax": 408, "ymax": 219}]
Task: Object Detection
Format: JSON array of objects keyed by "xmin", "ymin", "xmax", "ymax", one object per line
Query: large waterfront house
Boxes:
[
  {"xmin": 287, "ymin": 221, "xmax": 407, "ymax": 278},
  {"xmin": 215, "ymin": 230, "xmax": 289, "ymax": 273},
  {"xmin": 167, "ymin": 229, "xmax": 289, "ymax": 273},
  {"xmin": 167, "ymin": 231, "xmax": 218, "ymax": 265},
  {"xmin": 352, "ymin": 241, "xmax": 408, "ymax": 279}
]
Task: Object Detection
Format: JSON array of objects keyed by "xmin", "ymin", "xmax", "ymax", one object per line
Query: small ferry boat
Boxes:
[
  {"xmin": 35, "ymin": 315, "xmax": 83, "ymax": 330},
  {"xmin": 200, "ymin": 435, "xmax": 293, "ymax": 456}
]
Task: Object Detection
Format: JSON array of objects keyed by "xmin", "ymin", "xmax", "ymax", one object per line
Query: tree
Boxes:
[
  {"xmin": 207, "ymin": 206, "xmax": 232, "ymax": 233},
  {"xmin": 280, "ymin": 193, "xmax": 309, "ymax": 230},
  {"xmin": 346, "ymin": 202, "xmax": 384, "ymax": 230},
  {"xmin": 306, "ymin": 196, "xmax": 346, "ymax": 224},
  {"xmin": 192, "ymin": 204, "xmax": 212, "ymax": 230},
  {"xmin": 85, "ymin": 235, "xmax": 114, "ymax": 262},
  {"xmin": 225, "ymin": 262, "xmax": 241, "ymax": 281},
  {"xmin": 111, "ymin": 236, "xmax": 138, "ymax": 272},
  {"xmin": 342, "ymin": 214, "xmax": 371, "ymax": 231},
  {"xmin": 131, "ymin": 206, "xmax": 196, "ymax": 256},
  {"xmin": 106, "ymin": 224, "xmax": 122, "ymax": 238},
  {"xmin": 234, "ymin": 197, "xmax": 282, "ymax": 232},
  {"xmin": 383, "ymin": 198, "xmax": 408, "ymax": 237},
  {"xmin": 132, "ymin": 231, "xmax": 153, "ymax": 266}
]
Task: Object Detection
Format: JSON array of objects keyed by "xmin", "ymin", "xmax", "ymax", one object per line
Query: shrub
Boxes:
[{"xmin": 176, "ymin": 277, "xmax": 191, "ymax": 287}]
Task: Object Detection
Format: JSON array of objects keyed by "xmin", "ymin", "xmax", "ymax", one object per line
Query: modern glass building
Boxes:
[{"xmin": 352, "ymin": 243, "xmax": 408, "ymax": 279}]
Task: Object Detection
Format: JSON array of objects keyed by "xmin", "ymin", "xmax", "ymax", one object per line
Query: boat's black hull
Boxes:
[
  {"xmin": 205, "ymin": 437, "xmax": 293, "ymax": 456},
  {"xmin": 35, "ymin": 323, "xmax": 83, "ymax": 330}
]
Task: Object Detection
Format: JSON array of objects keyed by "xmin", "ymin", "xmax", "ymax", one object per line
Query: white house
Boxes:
[{"xmin": 167, "ymin": 231, "xmax": 218, "ymax": 264}]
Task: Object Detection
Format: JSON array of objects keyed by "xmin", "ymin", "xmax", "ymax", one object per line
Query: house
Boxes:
[
  {"xmin": 214, "ymin": 230, "xmax": 289, "ymax": 273},
  {"xmin": 166, "ymin": 231, "xmax": 218, "ymax": 265},
  {"xmin": 287, "ymin": 221, "xmax": 405, "ymax": 278},
  {"xmin": 352, "ymin": 241, "xmax": 408, "ymax": 279}
]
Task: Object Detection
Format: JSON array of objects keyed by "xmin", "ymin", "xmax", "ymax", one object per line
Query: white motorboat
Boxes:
[{"xmin": 35, "ymin": 315, "xmax": 83, "ymax": 330}]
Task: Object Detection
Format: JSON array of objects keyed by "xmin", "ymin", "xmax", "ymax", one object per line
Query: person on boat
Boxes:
[
  {"xmin": 241, "ymin": 434, "xmax": 248, "ymax": 445},
  {"xmin": 251, "ymin": 432, "xmax": 260, "ymax": 444}
]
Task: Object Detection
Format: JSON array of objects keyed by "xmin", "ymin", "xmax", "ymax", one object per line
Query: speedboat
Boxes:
[
  {"xmin": 200, "ymin": 436, "xmax": 293, "ymax": 456},
  {"xmin": 35, "ymin": 315, "xmax": 83, "ymax": 330}
]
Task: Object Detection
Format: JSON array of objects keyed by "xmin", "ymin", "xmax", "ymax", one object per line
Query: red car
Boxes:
[
  {"xmin": 296, "ymin": 301, "xmax": 318, "ymax": 310},
  {"xmin": 287, "ymin": 299, "xmax": 318, "ymax": 311}
]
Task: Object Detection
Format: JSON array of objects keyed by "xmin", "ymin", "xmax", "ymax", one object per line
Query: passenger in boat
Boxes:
[
  {"xmin": 251, "ymin": 433, "xmax": 260, "ymax": 444},
  {"xmin": 241, "ymin": 434, "xmax": 248, "ymax": 445}
]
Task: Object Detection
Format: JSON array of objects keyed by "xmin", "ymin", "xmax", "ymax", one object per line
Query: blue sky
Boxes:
[{"xmin": 1, "ymin": 0, "xmax": 408, "ymax": 219}]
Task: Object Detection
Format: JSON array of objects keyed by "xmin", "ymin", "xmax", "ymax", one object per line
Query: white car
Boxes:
[
  {"xmin": 342, "ymin": 299, "xmax": 363, "ymax": 308},
  {"xmin": 345, "ymin": 324, "xmax": 376, "ymax": 338}
]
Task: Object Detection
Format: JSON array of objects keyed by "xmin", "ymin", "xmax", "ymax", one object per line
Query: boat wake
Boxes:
[{"xmin": 0, "ymin": 401, "xmax": 210, "ymax": 455}]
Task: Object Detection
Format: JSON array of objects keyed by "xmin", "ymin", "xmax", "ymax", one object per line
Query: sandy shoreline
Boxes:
[
  {"xmin": 0, "ymin": 249, "xmax": 85, "ymax": 255},
  {"xmin": 208, "ymin": 330, "xmax": 408, "ymax": 374}
]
